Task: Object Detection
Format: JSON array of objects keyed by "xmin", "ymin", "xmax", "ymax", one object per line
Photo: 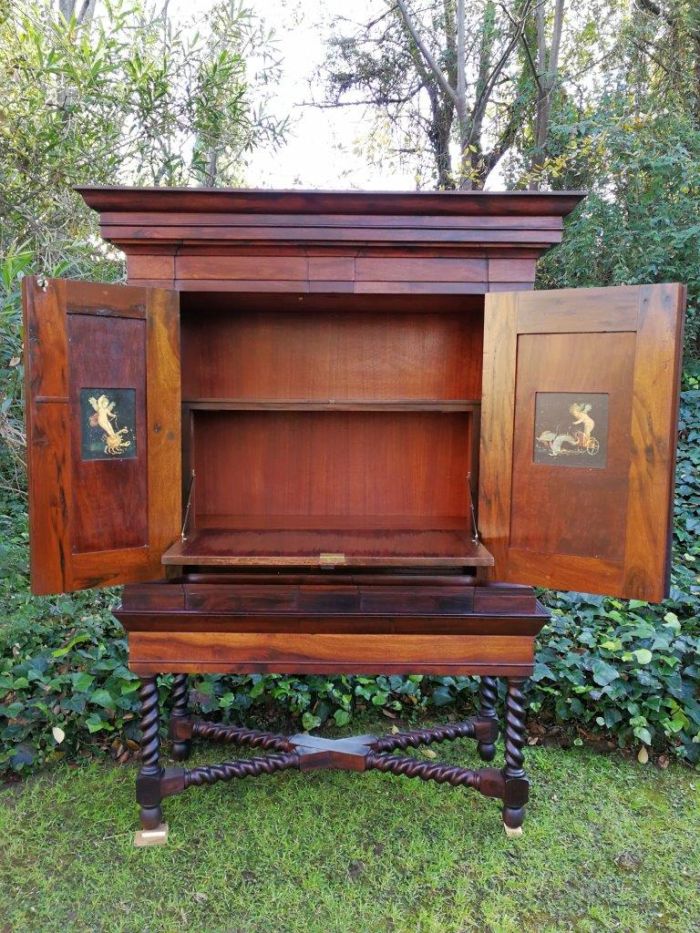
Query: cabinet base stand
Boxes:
[{"xmin": 135, "ymin": 674, "xmax": 529, "ymax": 844}]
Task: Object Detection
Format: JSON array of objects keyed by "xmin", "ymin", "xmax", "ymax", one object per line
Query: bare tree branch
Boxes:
[{"xmin": 395, "ymin": 0, "xmax": 458, "ymax": 104}]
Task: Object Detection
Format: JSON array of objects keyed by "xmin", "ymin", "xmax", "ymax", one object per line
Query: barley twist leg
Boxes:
[
  {"xmin": 502, "ymin": 678, "xmax": 529, "ymax": 832},
  {"xmin": 477, "ymin": 676, "xmax": 498, "ymax": 762},
  {"xmin": 136, "ymin": 676, "xmax": 164, "ymax": 830},
  {"xmin": 170, "ymin": 673, "xmax": 192, "ymax": 761}
]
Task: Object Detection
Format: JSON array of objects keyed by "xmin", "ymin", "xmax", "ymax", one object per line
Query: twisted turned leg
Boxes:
[
  {"xmin": 169, "ymin": 673, "xmax": 192, "ymax": 761},
  {"xmin": 502, "ymin": 678, "xmax": 529, "ymax": 834},
  {"xmin": 476, "ymin": 676, "xmax": 498, "ymax": 762},
  {"xmin": 136, "ymin": 676, "xmax": 164, "ymax": 831}
]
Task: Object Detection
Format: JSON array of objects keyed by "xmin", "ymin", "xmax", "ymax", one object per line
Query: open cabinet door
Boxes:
[
  {"xmin": 23, "ymin": 277, "xmax": 180, "ymax": 594},
  {"xmin": 479, "ymin": 284, "xmax": 685, "ymax": 601}
]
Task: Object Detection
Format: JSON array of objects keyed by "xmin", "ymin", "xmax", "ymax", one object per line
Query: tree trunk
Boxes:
[{"xmin": 529, "ymin": 0, "xmax": 565, "ymax": 189}]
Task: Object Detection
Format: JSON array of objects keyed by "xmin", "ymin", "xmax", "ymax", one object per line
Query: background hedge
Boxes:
[{"xmin": 2, "ymin": 380, "xmax": 698, "ymax": 773}]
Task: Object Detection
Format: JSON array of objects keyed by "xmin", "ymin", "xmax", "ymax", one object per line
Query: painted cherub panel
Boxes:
[
  {"xmin": 80, "ymin": 388, "xmax": 137, "ymax": 460},
  {"xmin": 533, "ymin": 392, "xmax": 608, "ymax": 469}
]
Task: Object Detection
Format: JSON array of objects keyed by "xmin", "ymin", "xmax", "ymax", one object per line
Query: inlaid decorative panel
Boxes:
[
  {"xmin": 80, "ymin": 388, "xmax": 137, "ymax": 460},
  {"xmin": 533, "ymin": 392, "xmax": 608, "ymax": 469}
]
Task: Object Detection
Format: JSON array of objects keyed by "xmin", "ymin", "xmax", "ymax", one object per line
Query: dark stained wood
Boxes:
[
  {"xmin": 136, "ymin": 673, "xmax": 531, "ymax": 832},
  {"xmin": 77, "ymin": 185, "xmax": 586, "ymax": 216},
  {"xmin": 479, "ymin": 283, "xmax": 685, "ymax": 601},
  {"xmin": 118, "ymin": 612, "xmax": 546, "ymax": 636},
  {"xmin": 79, "ymin": 188, "xmax": 579, "ymax": 299},
  {"xmin": 23, "ymin": 277, "xmax": 181, "ymax": 594}
]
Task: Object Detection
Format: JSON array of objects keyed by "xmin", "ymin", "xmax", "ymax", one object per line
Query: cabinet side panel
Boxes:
[
  {"xmin": 623, "ymin": 284, "xmax": 685, "ymax": 599},
  {"xmin": 23, "ymin": 278, "xmax": 71, "ymax": 594}
]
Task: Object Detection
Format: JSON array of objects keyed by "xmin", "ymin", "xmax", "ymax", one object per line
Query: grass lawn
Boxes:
[{"xmin": 1, "ymin": 723, "xmax": 698, "ymax": 933}]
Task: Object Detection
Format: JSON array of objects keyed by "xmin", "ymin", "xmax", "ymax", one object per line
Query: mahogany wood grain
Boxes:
[
  {"xmin": 127, "ymin": 630, "xmax": 535, "ymax": 675},
  {"xmin": 78, "ymin": 186, "xmax": 585, "ymax": 216},
  {"xmin": 68, "ymin": 313, "xmax": 148, "ymax": 551},
  {"xmin": 189, "ymin": 410, "xmax": 474, "ymax": 525},
  {"xmin": 479, "ymin": 283, "xmax": 685, "ymax": 601},
  {"xmin": 162, "ymin": 528, "xmax": 494, "ymax": 568},
  {"xmin": 509, "ymin": 330, "xmax": 636, "ymax": 562},
  {"xmin": 23, "ymin": 277, "xmax": 181, "ymax": 594},
  {"xmin": 122, "ymin": 570, "xmax": 537, "ymax": 616},
  {"xmin": 119, "ymin": 613, "xmax": 546, "ymax": 636},
  {"xmin": 181, "ymin": 303, "xmax": 483, "ymax": 401},
  {"xmin": 102, "ymin": 211, "xmax": 567, "ymax": 229}
]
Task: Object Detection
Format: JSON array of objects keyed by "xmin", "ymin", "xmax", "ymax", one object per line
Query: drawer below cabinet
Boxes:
[{"xmin": 126, "ymin": 630, "xmax": 537, "ymax": 676}]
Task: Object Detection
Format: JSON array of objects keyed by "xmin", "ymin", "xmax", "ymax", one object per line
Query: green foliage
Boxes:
[
  {"xmin": 0, "ymin": 1, "xmax": 285, "ymax": 263},
  {"xmin": 1, "ymin": 390, "xmax": 698, "ymax": 774},
  {"xmin": 1, "ymin": 2, "xmax": 699, "ymax": 779},
  {"xmin": 537, "ymin": 110, "xmax": 700, "ymax": 355}
]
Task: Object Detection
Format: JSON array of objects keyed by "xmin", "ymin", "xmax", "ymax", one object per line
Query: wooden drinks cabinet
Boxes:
[{"xmin": 22, "ymin": 187, "xmax": 685, "ymax": 842}]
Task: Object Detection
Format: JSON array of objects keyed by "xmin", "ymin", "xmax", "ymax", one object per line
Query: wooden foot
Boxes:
[
  {"xmin": 134, "ymin": 823, "xmax": 169, "ymax": 847},
  {"xmin": 169, "ymin": 673, "xmax": 192, "ymax": 761}
]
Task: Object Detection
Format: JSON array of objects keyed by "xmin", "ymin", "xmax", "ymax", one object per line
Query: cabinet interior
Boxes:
[{"xmin": 164, "ymin": 292, "xmax": 491, "ymax": 568}]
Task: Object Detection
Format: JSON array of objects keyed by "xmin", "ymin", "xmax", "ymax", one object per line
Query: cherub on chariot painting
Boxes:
[
  {"xmin": 533, "ymin": 392, "xmax": 608, "ymax": 469},
  {"xmin": 80, "ymin": 388, "xmax": 137, "ymax": 460}
]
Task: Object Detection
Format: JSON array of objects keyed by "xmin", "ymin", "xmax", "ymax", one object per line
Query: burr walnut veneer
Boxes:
[{"xmin": 22, "ymin": 187, "xmax": 685, "ymax": 840}]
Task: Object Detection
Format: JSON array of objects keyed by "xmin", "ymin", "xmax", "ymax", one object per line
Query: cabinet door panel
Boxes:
[
  {"xmin": 479, "ymin": 284, "xmax": 685, "ymax": 601},
  {"xmin": 23, "ymin": 277, "xmax": 180, "ymax": 594}
]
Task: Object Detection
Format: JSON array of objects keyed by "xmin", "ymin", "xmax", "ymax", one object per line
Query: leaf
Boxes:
[
  {"xmin": 89, "ymin": 689, "xmax": 116, "ymax": 710},
  {"xmin": 421, "ymin": 747, "xmax": 437, "ymax": 759},
  {"xmin": 52, "ymin": 726, "xmax": 65, "ymax": 744},
  {"xmin": 431, "ymin": 686, "xmax": 453, "ymax": 706},
  {"xmin": 633, "ymin": 649, "xmax": 653, "ymax": 665},
  {"xmin": 637, "ymin": 746, "xmax": 649, "ymax": 764},
  {"xmin": 85, "ymin": 713, "xmax": 107, "ymax": 733},
  {"xmin": 71, "ymin": 672, "xmax": 94, "ymax": 692},
  {"xmin": 591, "ymin": 659, "xmax": 620, "ymax": 686},
  {"xmin": 52, "ymin": 633, "xmax": 92, "ymax": 658},
  {"xmin": 10, "ymin": 744, "xmax": 35, "ymax": 768},
  {"xmin": 333, "ymin": 709, "xmax": 351, "ymax": 727}
]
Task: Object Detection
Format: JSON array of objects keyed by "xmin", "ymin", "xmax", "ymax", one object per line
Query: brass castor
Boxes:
[
  {"xmin": 134, "ymin": 823, "xmax": 169, "ymax": 847},
  {"xmin": 503, "ymin": 823, "xmax": 523, "ymax": 837}
]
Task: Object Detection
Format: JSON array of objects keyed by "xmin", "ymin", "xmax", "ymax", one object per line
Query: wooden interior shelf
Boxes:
[
  {"xmin": 162, "ymin": 527, "xmax": 494, "ymax": 569},
  {"xmin": 183, "ymin": 399, "xmax": 480, "ymax": 412}
]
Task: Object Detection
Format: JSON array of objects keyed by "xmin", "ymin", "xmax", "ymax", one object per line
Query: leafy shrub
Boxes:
[{"xmin": 1, "ymin": 382, "xmax": 698, "ymax": 773}]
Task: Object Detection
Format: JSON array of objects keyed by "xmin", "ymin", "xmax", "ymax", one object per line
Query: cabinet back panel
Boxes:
[
  {"xmin": 181, "ymin": 304, "xmax": 483, "ymax": 401},
  {"xmin": 193, "ymin": 411, "xmax": 472, "ymax": 525}
]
